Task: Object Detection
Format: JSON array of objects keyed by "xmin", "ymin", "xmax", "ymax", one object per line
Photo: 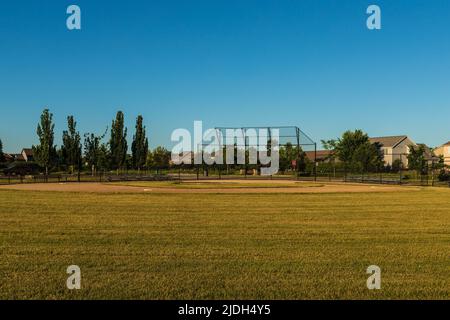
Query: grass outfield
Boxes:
[{"xmin": 0, "ymin": 188, "xmax": 449, "ymax": 299}]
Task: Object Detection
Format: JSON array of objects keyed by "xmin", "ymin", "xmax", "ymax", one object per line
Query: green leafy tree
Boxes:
[
  {"xmin": 146, "ymin": 151, "xmax": 154, "ymax": 170},
  {"xmin": 84, "ymin": 129, "xmax": 108, "ymax": 176},
  {"xmin": 407, "ymin": 144, "xmax": 427, "ymax": 176},
  {"xmin": 335, "ymin": 130, "xmax": 369, "ymax": 163},
  {"xmin": 109, "ymin": 111, "xmax": 128, "ymax": 173},
  {"xmin": 150, "ymin": 146, "xmax": 171, "ymax": 174},
  {"xmin": 321, "ymin": 139, "xmax": 338, "ymax": 177},
  {"xmin": 352, "ymin": 142, "xmax": 383, "ymax": 175},
  {"xmin": 321, "ymin": 139, "xmax": 337, "ymax": 154},
  {"xmin": 61, "ymin": 116, "xmax": 82, "ymax": 174},
  {"xmin": 296, "ymin": 149, "xmax": 308, "ymax": 173},
  {"xmin": 279, "ymin": 143, "xmax": 297, "ymax": 172},
  {"xmin": 32, "ymin": 109, "xmax": 57, "ymax": 175},
  {"xmin": 0, "ymin": 138, "xmax": 5, "ymax": 163},
  {"xmin": 335, "ymin": 130, "xmax": 370, "ymax": 175},
  {"xmin": 334, "ymin": 129, "xmax": 385, "ymax": 177},
  {"xmin": 391, "ymin": 159, "xmax": 403, "ymax": 173},
  {"xmin": 131, "ymin": 115, "xmax": 149, "ymax": 172},
  {"xmin": 434, "ymin": 154, "xmax": 445, "ymax": 171},
  {"xmin": 97, "ymin": 143, "xmax": 110, "ymax": 172}
]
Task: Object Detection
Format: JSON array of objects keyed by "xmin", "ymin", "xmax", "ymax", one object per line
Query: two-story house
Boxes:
[{"xmin": 369, "ymin": 135, "xmax": 416, "ymax": 167}]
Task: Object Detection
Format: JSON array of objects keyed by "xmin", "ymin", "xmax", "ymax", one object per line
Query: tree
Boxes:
[
  {"xmin": 149, "ymin": 147, "xmax": 171, "ymax": 174},
  {"xmin": 352, "ymin": 142, "xmax": 383, "ymax": 175},
  {"xmin": 391, "ymin": 159, "xmax": 403, "ymax": 173},
  {"xmin": 146, "ymin": 151, "xmax": 154, "ymax": 170},
  {"xmin": 97, "ymin": 143, "xmax": 110, "ymax": 172},
  {"xmin": 335, "ymin": 130, "xmax": 369, "ymax": 163},
  {"xmin": 32, "ymin": 109, "xmax": 57, "ymax": 175},
  {"xmin": 407, "ymin": 144, "xmax": 427, "ymax": 176},
  {"xmin": 335, "ymin": 130, "xmax": 370, "ymax": 175},
  {"xmin": 109, "ymin": 111, "xmax": 128, "ymax": 173},
  {"xmin": 84, "ymin": 129, "xmax": 108, "ymax": 176},
  {"xmin": 334, "ymin": 130, "xmax": 385, "ymax": 178},
  {"xmin": 131, "ymin": 115, "xmax": 149, "ymax": 172},
  {"xmin": 61, "ymin": 116, "xmax": 82, "ymax": 174},
  {"xmin": 321, "ymin": 139, "xmax": 337, "ymax": 151},
  {"xmin": 321, "ymin": 139, "xmax": 337, "ymax": 177},
  {"xmin": 0, "ymin": 138, "xmax": 5, "ymax": 163},
  {"xmin": 279, "ymin": 143, "xmax": 298, "ymax": 172},
  {"xmin": 296, "ymin": 149, "xmax": 308, "ymax": 173}
]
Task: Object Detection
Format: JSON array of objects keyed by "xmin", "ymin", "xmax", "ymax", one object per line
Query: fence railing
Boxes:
[
  {"xmin": 0, "ymin": 172, "xmax": 176, "ymax": 185},
  {"xmin": 1, "ymin": 168, "xmax": 449, "ymax": 188}
]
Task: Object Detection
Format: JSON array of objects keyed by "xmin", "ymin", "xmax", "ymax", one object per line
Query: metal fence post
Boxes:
[{"xmin": 314, "ymin": 143, "xmax": 317, "ymax": 182}]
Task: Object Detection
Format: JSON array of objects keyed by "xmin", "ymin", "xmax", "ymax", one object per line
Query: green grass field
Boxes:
[{"xmin": 0, "ymin": 187, "xmax": 449, "ymax": 299}]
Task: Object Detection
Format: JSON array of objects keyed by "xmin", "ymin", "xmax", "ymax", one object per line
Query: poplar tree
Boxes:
[
  {"xmin": 32, "ymin": 109, "xmax": 57, "ymax": 175},
  {"xmin": 0, "ymin": 139, "xmax": 4, "ymax": 163},
  {"xmin": 61, "ymin": 116, "xmax": 82, "ymax": 174},
  {"xmin": 131, "ymin": 115, "xmax": 149, "ymax": 172},
  {"xmin": 109, "ymin": 111, "xmax": 128, "ymax": 173}
]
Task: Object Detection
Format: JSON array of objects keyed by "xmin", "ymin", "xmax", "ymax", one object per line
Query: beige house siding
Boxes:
[
  {"xmin": 391, "ymin": 138, "xmax": 414, "ymax": 167},
  {"xmin": 434, "ymin": 144, "xmax": 450, "ymax": 166},
  {"xmin": 370, "ymin": 136, "xmax": 415, "ymax": 167},
  {"xmin": 381, "ymin": 147, "xmax": 393, "ymax": 166}
]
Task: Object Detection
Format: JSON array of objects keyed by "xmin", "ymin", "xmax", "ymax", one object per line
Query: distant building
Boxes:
[
  {"xmin": 3, "ymin": 153, "xmax": 15, "ymax": 162},
  {"xmin": 304, "ymin": 150, "xmax": 334, "ymax": 163},
  {"xmin": 21, "ymin": 148, "xmax": 34, "ymax": 162},
  {"xmin": 3, "ymin": 148, "xmax": 34, "ymax": 162},
  {"xmin": 434, "ymin": 141, "xmax": 450, "ymax": 166},
  {"xmin": 369, "ymin": 135, "xmax": 416, "ymax": 167},
  {"xmin": 416, "ymin": 143, "xmax": 439, "ymax": 165},
  {"xmin": 169, "ymin": 151, "xmax": 194, "ymax": 165}
]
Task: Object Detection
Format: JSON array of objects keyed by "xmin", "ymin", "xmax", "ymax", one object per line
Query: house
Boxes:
[
  {"xmin": 3, "ymin": 149, "xmax": 34, "ymax": 162},
  {"xmin": 304, "ymin": 150, "xmax": 334, "ymax": 163},
  {"xmin": 434, "ymin": 141, "xmax": 450, "ymax": 167},
  {"xmin": 3, "ymin": 153, "xmax": 16, "ymax": 162},
  {"xmin": 416, "ymin": 143, "xmax": 440, "ymax": 164},
  {"xmin": 21, "ymin": 148, "xmax": 34, "ymax": 162},
  {"xmin": 368, "ymin": 135, "xmax": 416, "ymax": 167},
  {"xmin": 170, "ymin": 151, "xmax": 194, "ymax": 165}
]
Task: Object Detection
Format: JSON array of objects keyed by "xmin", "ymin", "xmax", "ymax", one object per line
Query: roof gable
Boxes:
[
  {"xmin": 22, "ymin": 148, "xmax": 34, "ymax": 156},
  {"xmin": 369, "ymin": 136, "xmax": 410, "ymax": 148}
]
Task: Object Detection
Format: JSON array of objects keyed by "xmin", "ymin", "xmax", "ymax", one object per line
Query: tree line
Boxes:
[
  {"xmin": 321, "ymin": 129, "xmax": 447, "ymax": 179},
  {"xmin": 7, "ymin": 109, "xmax": 171, "ymax": 175},
  {"xmin": 0, "ymin": 115, "xmax": 446, "ymax": 178}
]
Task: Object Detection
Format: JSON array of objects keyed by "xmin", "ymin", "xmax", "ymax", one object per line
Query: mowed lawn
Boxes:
[{"xmin": 0, "ymin": 188, "xmax": 449, "ymax": 299}]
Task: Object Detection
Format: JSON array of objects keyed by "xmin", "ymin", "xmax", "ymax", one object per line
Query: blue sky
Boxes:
[{"xmin": 1, "ymin": 0, "xmax": 450, "ymax": 152}]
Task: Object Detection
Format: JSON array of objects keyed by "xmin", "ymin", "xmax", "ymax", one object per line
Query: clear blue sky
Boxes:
[{"xmin": 1, "ymin": 0, "xmax": 450, "ymax": 153}]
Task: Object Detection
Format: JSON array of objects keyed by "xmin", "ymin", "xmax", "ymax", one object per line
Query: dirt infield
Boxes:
[{"xmin": 0, "ymin": 180, "xmax": 420, "ymax": 194}]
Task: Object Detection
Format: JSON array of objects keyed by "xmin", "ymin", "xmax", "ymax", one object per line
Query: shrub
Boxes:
[{"xmin": 438, "ymin": 170, "xmax": 450, "ymax": 182}]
